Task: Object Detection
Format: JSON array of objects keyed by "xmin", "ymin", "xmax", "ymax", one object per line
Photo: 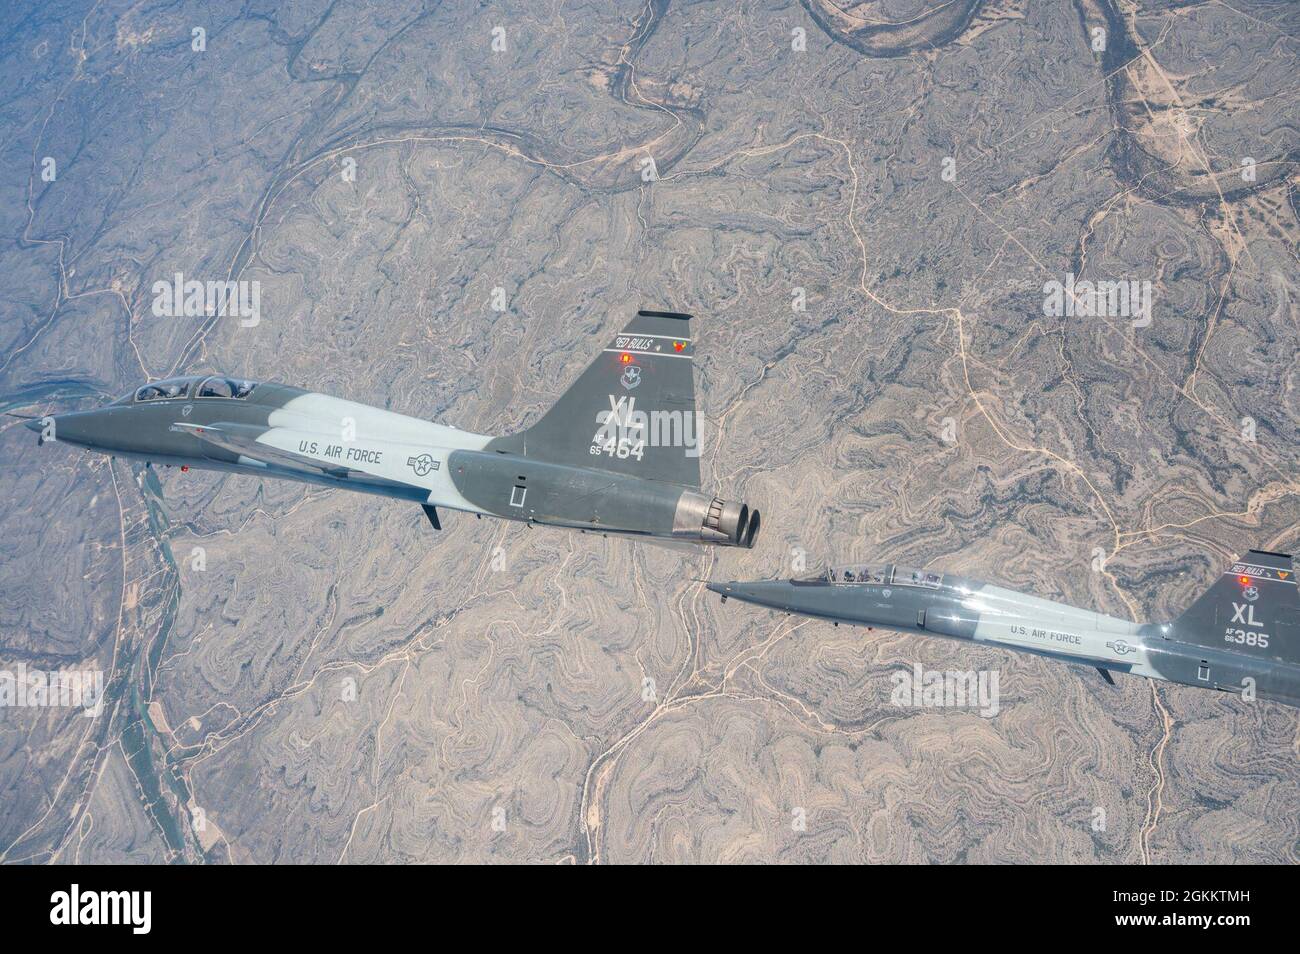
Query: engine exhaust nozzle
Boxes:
[{"xmin": 673, "ymin": 492, "xmax": 761, "ymax": 547}]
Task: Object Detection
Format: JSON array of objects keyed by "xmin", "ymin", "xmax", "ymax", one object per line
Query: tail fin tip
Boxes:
[
  {"xmin": 1247, "ymin": 548, "xmax": 1293, "ymax": 561},
  {"xmin": 636, "ymin": 309, "xmax": 693, "ymax": 321}
]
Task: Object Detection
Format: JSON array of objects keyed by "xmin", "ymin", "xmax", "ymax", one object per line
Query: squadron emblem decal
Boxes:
[
  {"xmin": 620, "ymin": 365, "xmax": 641, "ymax": 390},
  {"xmin": 406, "ymin": 453, "xmax": 440, "ymax": 477}
]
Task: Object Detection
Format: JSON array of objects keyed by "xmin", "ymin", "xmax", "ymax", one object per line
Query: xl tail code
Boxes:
[{"xmin": 1173, "ymin": 549, "xmax": 1300, "ymax": 664}]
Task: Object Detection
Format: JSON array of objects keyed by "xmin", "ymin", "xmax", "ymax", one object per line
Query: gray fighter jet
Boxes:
[
  {"xmin": 22, "ymin": 310, "xmax": 760, "ymax": 549},
  {"xmin": 709, "ymin": 551, "xmax": 1300, "ymax": 708}
]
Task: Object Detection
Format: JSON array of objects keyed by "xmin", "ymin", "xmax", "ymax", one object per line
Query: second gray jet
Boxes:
[{"xmin": 710, "ymin": 550, "xmax": 1300, "ymax": 708}]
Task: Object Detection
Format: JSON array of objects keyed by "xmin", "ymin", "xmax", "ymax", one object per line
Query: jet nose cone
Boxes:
[
  {"xmin": 23, "ymin": 417, "xmax": 43, "ymax": 434},
  {"xmin": 707, "ymin": 580, "xmax": 795, "ymax": 610},
  {"xmin": 35, "ymin": 409, "xmax": 112, "ymax": 449}
]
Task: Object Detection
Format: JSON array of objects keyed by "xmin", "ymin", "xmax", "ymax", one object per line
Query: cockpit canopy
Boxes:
[
  {"xmin": 120, "ymin": 375, "xmax": 258, "ymax": 404},
  {"xmin": 801, "ymin": 563, "xmax": 944, "ymax": 588},
  {"xmin": 194, "ymin": 376, "xmax": 256, "ymax": 400},
  {"xmin": 132, "ymin": 378, "xmax": 191, "ymax": 402}
]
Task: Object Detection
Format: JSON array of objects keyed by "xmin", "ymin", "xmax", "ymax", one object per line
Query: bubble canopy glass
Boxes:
[
  {"xmin": 800, "ymin": 564, "xmax": 944, "ymax": 587},
  {"xmin": 122, "ymin": 375, "xmax": 258, "ymax": 403}
]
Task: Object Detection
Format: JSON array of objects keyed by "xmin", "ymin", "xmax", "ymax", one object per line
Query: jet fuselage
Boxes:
[
  {"xmin": 28, "ymin": 312, "xmax": 761, "ymax": 548},
  {"xmin": 710, "ymin": 555, "xmax": 1300, "ymax": 708}
]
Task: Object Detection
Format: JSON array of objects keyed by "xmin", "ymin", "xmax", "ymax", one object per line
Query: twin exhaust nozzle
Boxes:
[
  {"xmin": 706, "ymin": 497, "xmax": 760, "ymax": 549},
  {"xmin": 674, "ymin": 491, "xmax": 760, "ymax": 548}
]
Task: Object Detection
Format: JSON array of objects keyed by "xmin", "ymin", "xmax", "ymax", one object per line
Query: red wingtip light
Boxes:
[{"xmin": 181, "ymin": 465, "xmax": 189, "ymax": 472}]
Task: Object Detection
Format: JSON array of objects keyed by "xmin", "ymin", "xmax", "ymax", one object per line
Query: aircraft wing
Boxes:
[{"xmin": 169, "ymin": 421, "xmax": 358, "ymax": 479}]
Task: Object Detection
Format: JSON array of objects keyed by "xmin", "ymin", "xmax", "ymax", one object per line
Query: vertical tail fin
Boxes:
[
  {"xmin": 1172, "ymin": 550, "xmax": 1299, "ymax": 664},
  {"xmin": 491, "ymin": 310, "xmax": 701, "ymax": 487}
]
